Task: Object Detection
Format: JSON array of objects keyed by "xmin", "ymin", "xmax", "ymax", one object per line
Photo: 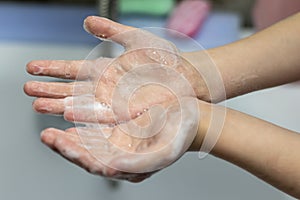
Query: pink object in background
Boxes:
[
  {"xmin": 166, "ymin": 0, "xmax": 211, "ymax": 37},
  {"xmin": 253, "ymin": 0, "xmax": 300, "ymax": 31}
]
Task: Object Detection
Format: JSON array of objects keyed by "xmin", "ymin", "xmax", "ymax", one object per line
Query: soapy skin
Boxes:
[
  {"xmin": 41, "ymin": 97, "xmax": 198, "ymax": 179},
  {"xmin": 25, "ymin": 29, "xmax": 199, "ymax": 123},
  {"xmin": 24, "ymin": 16, "xmax": 201, "ymax": 180}
]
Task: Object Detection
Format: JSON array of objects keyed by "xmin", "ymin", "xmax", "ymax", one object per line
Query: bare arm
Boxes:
[
  {"xmin": 186, "ymin": 11, "xmax": 300, "ymax": 198},
  {"xmin": 184, "ymin": 12, "xmax": 300, "ymax": 100},
  {"xmin": 190, "ymin": 102, "xmax": 300, "ymax": 198}
]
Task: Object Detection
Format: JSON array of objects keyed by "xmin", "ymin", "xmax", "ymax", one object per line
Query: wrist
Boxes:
[
  {"xmin": 188, "ymin": 100, "xmax": 213, "ymax": 152},
  {"xmin": 180, "ymin": 51, "xmax": 226, "ymax": 103}
]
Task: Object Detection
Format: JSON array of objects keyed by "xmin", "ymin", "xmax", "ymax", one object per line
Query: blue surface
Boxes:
[
  {"xmin": 195, "ymin": 12, "xmax": 240, "ymax": 48},
  {"xmin": 0, "ymin": 3, "xmax": 99, "ymax": 45},
  {"xmin": 0, "ymin": 3, "xmax": 240, "ymax": 48}
]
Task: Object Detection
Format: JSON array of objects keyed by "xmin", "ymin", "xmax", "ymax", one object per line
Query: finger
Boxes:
[
  {"xmin": 64, "ymin": 107, "xmax": 115, "ymax": 124},
  {"xmin": 67, "ymin": 126, "xmax": 156, "ymax": 177},
  {"xmin": 26, "ymin": 60, "xmax": 93, "ymax": 80},
  {"xmin": 64, "ymin": 99, "xmax": 150, "ymax": 124},
  {"xmin": 109, "ymin": 149, "xmax": 170, "ymax": 174},
  {"xmin": 63, "ymin": 96, "xmax": 115, "ymax": 124},
  {"xmin": 65, "ymin": 127, "xmax": 111, "ymax": 150},
  {"xmin": 109, "ymin": 172, "xmax": 152, "ymax": 182},
  {"xmin": 24, "ymin": 81, "xmax": 94, "ymax": 98},
  {"xmin": 41, "ymin": 128, "xmax": 80, "ymax": 149},
  {"xmin": 64, "ymin": 91, "xmax": 168, "ymax": 126},
  {"xmin": 32, "ymin": 95, "xmax": 132, "ymax": 124},
  {"xmin": 65, "ymin": 126, "xmax": 132, "ymax": 178},
  {"xmin": 84, "ymin": 16, "xmax": 172, "ymax": 51},
  {"xmin": 126, "ymin": 173, "xmax": 152, "ymax": 183},
  {"xmin": 65, "ymin": 127, "xmax": 121, "ymax": 177},
  {"xmin": 83, "ymin": 16, "xmax": 135, "ymax": 45},
  {"xmin": 41, "ymin": 128, "xmax": 106, "ymax": 176},
  {"xmin": 33, "ymin": 98, "xmax": 65, "ymax": 114},
  {"xmin": 65, "ymin": 127, "xmax": 79, "ymax": 134}
]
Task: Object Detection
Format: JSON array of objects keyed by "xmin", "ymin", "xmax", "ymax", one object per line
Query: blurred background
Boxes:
[{"xmin": 0, "ymin": 0, "xmax": 300, "ymax": 200}]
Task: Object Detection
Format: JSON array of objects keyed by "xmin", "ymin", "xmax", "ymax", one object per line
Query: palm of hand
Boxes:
[{"xmin": 24, "ymin": 16, "xmax": 199, "ymax": 181}]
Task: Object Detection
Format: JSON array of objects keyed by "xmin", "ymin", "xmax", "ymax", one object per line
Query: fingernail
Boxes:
[
  {"xmin": 83, "ymin": 20, "xmax": 92, "ymax": 35},
  {"xmin": 83, "ymin": 16, "xmax": 96, "ymax": 35},
  {"xmin": 32, "ymin": 65, "xmax": 43, "ymax": 75},
  {"xmin": 36, "ymin": 106, "xmax": 53, "ymax": 113},
  {"xmin": 41, "ymin": 130, "xmax": 55, "ymax": 143}
]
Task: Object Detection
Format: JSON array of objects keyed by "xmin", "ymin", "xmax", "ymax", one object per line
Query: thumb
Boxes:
[
  {"xmin": 83, "ymin": 16, "xmax": 175, "ymax": 51},
  {"xmin": 83, "ymin": 16, "xmax": 135, "ymax": 45}
]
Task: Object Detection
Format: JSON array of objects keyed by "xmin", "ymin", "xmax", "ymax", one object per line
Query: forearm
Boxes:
[
  {"xmin": 184, "ymin": 12, "xmax": 300, "ymax": 100},
  {"xmin": 212, "ymin": 12, "xmax": 300, "ymax": 99},
  {"xmin": 191, "ymin": 102, "xmax": 300, "ymax": 198}
]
